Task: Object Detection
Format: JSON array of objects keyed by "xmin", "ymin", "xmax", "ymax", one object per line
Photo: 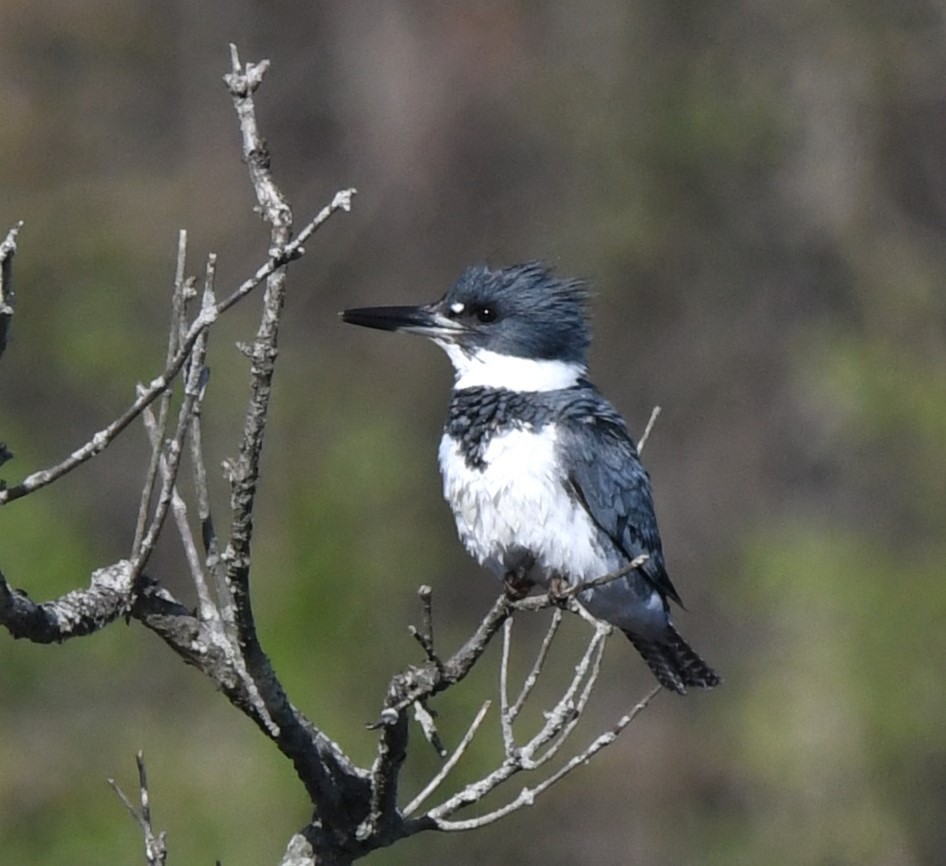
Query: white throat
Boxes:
[{"xmin": 437, "ymin": 343, "xmax": 585, "ymax": 392}]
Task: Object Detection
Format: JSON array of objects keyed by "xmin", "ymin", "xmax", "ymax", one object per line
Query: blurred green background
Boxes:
[{"xmin": 2, "ymin": 2, "xmax": 945, "ymax": 864}]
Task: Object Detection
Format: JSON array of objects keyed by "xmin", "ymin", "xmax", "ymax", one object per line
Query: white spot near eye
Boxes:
[{"xmin": 450, "ymin": 302, "xmax": 465, "ymax": 315}]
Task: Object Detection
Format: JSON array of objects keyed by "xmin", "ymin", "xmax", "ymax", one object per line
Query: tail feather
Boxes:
[{"xmin": 624, "ymin": 625, "xmax": 721, "ymax": 695}]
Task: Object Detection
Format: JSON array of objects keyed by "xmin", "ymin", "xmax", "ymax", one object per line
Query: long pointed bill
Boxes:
[{"xmin": 341, "ymin": 304, "xmax": 464, "ymax": 339}]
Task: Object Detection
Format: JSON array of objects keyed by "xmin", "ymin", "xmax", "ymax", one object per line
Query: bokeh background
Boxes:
[{"xmin": 2, "ymin": 2, "xmax": 945, "ymax": 864}]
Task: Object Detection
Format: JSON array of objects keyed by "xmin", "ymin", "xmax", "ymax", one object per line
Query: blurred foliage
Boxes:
[{"xmin": 2, "ymin": 1, "xmax": 946, "ymax": 864}]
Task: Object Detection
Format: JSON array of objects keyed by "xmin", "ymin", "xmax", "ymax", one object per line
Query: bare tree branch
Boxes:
[
  {"xmin": 132, "ymin": 315, "xmax": 210, "ymax": 578},
  {"xmin": 0, "ymin": 195, "xmax": 353, "ymax": 509},
  {"xmin": 363, "ymin": 694, "xmax": 410, "ymax": 843},
  {"xmin": 408, "ymin": 584, "xmax": 441, "ymax": 665},
  {"xmin": 140, "ymin": 402, "xmax": 207, "ymax": 605},
  {"xmin": 139, "ymin": 254, "xmax": 219, "ymax": 623},
  {"xmin": 221, "ymin": 44, "xmax": 292, "ymax": 669},
  {"xmin": 0, "ymin": 560, "xmax": 134, "ymax": 643},
  {"xmin": 522, "ymin": 623, "xmax": 611, "ymax": 769},
  {"xmin": 108, "ymin": 752, "xmax": 168, "ymax": 866},
  {"xmin": 133, "ymin": 230, "xmax": 192, "ymax": 556},
  {"xmin": 556, "ymin": 553, "xmax": 650, "ymax": 600},
  {"xmin": 403, "ymin": 700, "xmax": 492, "ymax": 817},
  {"xmin": 637, "ymin": 404, "xmax": 661, "ymax": 452},
  {"xmin": 499, "ymin": 618, "xmax": 517, "ymax": 752},
  {"xmin": 385, "ymin": 593, "xmax": 513, "ymax": 716},
  {"xmin": 428, "ymin": 686, "xmax": 661, "ymax": 831},
  {"xmin": 0, "ymin": 221, "xmax": 21, "ymax": 362},
  {"xmin": 510, "ymin": 608, "xmax": 563, "ymax": 718},
  {"xmin": 0, "ymin": 46, "xmax": 663, "ymax": 866},
  {"xmin": 419, "ymin": 622, "xmax": 612, "ymax": 824},
  {"xmin": 214, "ymin": 47, "xmax": 374, "ymax": 847}
]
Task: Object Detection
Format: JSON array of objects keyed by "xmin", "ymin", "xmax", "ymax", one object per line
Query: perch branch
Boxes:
[
  {"xmin": 429, "ymin": 686, "xmax": 661, "ymax": 831},
  {"xmin": 556, "ymin": 553, "xmax": 650, "ymax": 600},
  {"xmin": 521, "ymin": 623, "xmax": 611, "ymax": 769},
  {"xmin": 402, "ymin": 700, "xmax": 492, "ymax": 817},
  {"xmin": 385, "ymin": 593, "xmax": 512, "ymax": 715},
  {"xmin": 404, "ymin": 622, "xmax": 610, "ymax": 826}
]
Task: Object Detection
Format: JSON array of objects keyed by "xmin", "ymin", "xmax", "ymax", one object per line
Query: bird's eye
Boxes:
[{"xmin": 475, "ymin": 305, "xmax": 497, "ymax": 323}]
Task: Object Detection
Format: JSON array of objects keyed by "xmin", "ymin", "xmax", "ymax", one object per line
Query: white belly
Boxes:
[{"xmin": 438, "ymin": 426, "xmax": 617, "ymax": 585}]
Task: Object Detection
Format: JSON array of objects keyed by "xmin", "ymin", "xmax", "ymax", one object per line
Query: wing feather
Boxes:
[{"xmin": 558, "ymin": 394, "xmax": 683, "ymax": 607}]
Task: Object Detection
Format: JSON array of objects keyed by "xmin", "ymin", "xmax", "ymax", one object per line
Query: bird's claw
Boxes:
[
  {"xmin": 547, "ymin": 575, "xmax": 571, "ymax": 608},
  {"xmin": 503, "ymin": 569, "xmax": 534, "ymax": 601}
]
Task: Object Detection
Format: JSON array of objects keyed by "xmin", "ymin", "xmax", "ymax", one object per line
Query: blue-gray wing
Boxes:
[{"xmin": 558, "ymin": 394, "xmax": 683, "ymax": 606}]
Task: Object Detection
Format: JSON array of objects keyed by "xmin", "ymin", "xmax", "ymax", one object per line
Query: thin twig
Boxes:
[
  {"xmin": 0, "ymin": 192, "xmax": 354, "ymax": 508},
  {"xmin": 131, "ymin": 323, "xmax": 209, "ymax": 576},
  {"xmin": 386, "ymin": 593, "xmax": 513, "ymax": 714},
  {"xmin": 189, "ymin": 260, "xmax": 215, "ymax": 552},
  {"xmin": 212, "ymin": 187, "xmax": 355, "ymax": 319},
  {"xmin": 133, "ymin": 231, "xmax": 190, "ymax": 556},
  {"xmin": 557, "ymin": 553, "xmax": 650, "ymax": 599},
  {"xmin": 403, "ymin": 700, "xmax": 492, "ymax": 817},
  {"xmin": 412, "ymin": 700, "xmax": 447, "ymax": 757},
  {"xmin": 417, "ymin": 620, "xmax": 616, "ymax": 827},
  {"xmin": 520, "ymin": 623, "xmax": 609, "ymax": 766},
  {"xmin": 409, "ymin": 585, "xmax": 440, "ymax": 665},
  {"xmin": 0, "ymin": 221, "xmax": 22, "ymax": 362},
  {"xmin": 499, "ymin": 618, "xmax": 516, "ymax": 754},
  {"xmin": 431, "ymin": 687, "xmax": 661, "ymax": 831},
  {"xmin": 638, "ymin": 404, "xmax": 661, "ymax": 453},
  {"xmin": 526, "ymin": 625, "xmax": 610, "ymax": 769},
  {"xmin": 140, "ymin": 395, "xmax": 217, "ymax": 622},
  {"xmin": 191, "ymin": 253, "xmax": 235, "ymax": 634},
  {"xmin": 107, "ymin": 752, "xmax": 168, "ymax": 866},
  {"xmin": 510, "ymin": 608, "xmax": 563, "ymax": 719}
]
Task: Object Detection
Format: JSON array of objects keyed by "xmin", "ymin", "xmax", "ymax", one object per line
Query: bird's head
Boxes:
[{"xmin": 342, "ymin": 262, "xmax": 590, "ymax": 391}]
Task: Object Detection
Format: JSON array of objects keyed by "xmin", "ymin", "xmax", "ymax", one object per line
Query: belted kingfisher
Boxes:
[{"xmin": 343, "ymin": 262, "xmax": 719, "ymax": 694}]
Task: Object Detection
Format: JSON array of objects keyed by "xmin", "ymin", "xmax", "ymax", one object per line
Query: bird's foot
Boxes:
[
  {"xmin": 547, "ymin": 574, "xmax": 571, "ymax": 608},
  {"xmin": 503, "ymin": 569, "xmax": 535, "ymax": 601}
]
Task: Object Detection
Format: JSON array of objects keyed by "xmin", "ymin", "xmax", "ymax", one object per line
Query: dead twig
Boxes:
[
  {"xmin": 403, "ymin": 700, "xmax": 492, "ymax": 816},
  {"xmin": 638, "ymin": 404, "xmax": 661, "ymax": 453},
  {"xmin": 0, "ymin": 221, "xmax": 22, "ymax": 362},
  {"xmin": 0, "ymin": 191, "xmax": 353, "ymax": 509},
  {"xmin": 428, "ymin": 686, "xmax": 660, "ymax": 831},
  {"xmin": 108, "ymin": 752, "xmax": 168, "ymax": 866}
]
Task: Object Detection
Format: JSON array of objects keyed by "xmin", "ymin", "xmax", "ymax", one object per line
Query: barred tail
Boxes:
[{"xmin": 623, "ymin": 624, "xmax": 721, "ymax": 695}]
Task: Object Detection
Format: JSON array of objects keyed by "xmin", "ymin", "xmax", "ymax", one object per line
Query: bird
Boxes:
[{"xmin": 342, "ymin": 262, "xmax": 720, "ymax": 694}]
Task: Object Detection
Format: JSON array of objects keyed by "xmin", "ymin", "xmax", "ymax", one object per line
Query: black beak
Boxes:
[{"xmin": 341, "ymin": 303, "xmax": 465, "ymax": 339}]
